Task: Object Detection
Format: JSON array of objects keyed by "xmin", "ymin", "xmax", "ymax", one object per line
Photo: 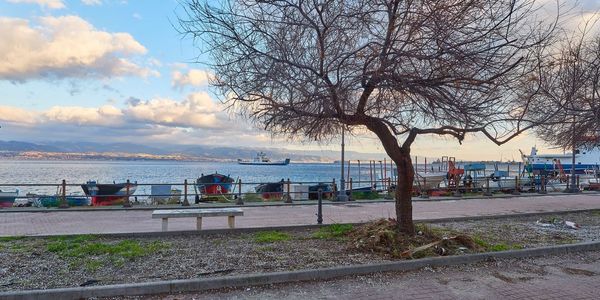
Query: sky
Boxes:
[{"xmin": 0, "ymin": 0, "xmax": 599, "ymax": 161}]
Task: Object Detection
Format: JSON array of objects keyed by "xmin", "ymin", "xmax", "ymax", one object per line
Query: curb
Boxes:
[{"xmin": 2, "ymin": 241, "xmax": 600, "ymax": 300}]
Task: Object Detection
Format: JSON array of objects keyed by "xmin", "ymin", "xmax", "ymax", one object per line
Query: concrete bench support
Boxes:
[{"xmin": 152, "ymin": 208, "xmax": 244, "ymax": 232}]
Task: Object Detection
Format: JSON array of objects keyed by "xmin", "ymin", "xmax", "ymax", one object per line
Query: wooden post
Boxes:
[
  {"xmin": 236, "ymin": 179, "xmax": 244, "ymax": 205},
  {"xmin": 59, "ymin": 179, "xmax": 68, "ymax": 208},
  {"xmin": 379, "ymin": 160, "xmax": 384, "ymax": 190},
  {"xmin": 384, "ymin": 158, "xmax": 387, "ymax": 187},
  {"xmin": 285, "ymin": 178, "xmax": 292, "ymax": 203},
  {"xmin": 347, "ymin": 160, "xmax": 351, "ymax": 184},
  {"xmin": 389, "ymin": 159, "xmax": 394, "ymax": 182},
  {"xmin": 425, "ymin": 158, "xmax": 427, "ymax": 174},
  {"xmin": 484, "ymin": 177, "xmax": 492, "ymax": 196},
  {"xmin": 123, "ymin": 179, "xmax": 132, "ymax": 207},
  {"xmin": 369, "ymin": 160, "xmax": 374, "ymax": 188},
  {"xmin": 512, "ymin": 176, "xmax": 520, "ymax": 195},
  {"xmin": 348, "ymin": 178, "xmax": 354, "ymax": 201},
  {"xmin": 357, "ymin": 160, "xmax": 361, "ymax": 185},
  {"xmin": 182, "ymin": 179, "xmax": 190, "ymax": 206}
]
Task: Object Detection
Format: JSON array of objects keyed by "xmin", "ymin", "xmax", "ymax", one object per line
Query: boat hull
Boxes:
[
  {"xmin": 196, "ymin": 173, "xmax": 234, "ymax": 196},
  {"xmin": 255, "ymin": 182, "xmax": 284, "ymax": 199},
  {"xmin": 0, "ymin": 191, "xmax": 18, "ymax": 208},
  {"xmin": 81, "ymin": 182, "xmax": 137, "ymax": 206}
]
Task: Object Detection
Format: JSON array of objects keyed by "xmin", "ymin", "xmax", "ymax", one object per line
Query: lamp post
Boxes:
[{"xmin": 337, "ymin": 126, "xmax": 348, "ymax": 202}]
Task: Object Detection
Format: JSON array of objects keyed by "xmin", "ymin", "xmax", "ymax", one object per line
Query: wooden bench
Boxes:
[{"xmin": 152, "ymin": 208, "xmax": 244, "ymax": 231}]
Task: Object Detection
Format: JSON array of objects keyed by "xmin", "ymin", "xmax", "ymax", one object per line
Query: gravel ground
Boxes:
[{"xmin": 1, "ymin": 210, "xmax": 599, "ymax": 292}]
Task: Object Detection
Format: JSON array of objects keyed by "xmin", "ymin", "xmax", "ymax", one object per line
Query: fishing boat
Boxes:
[
  {"xmin": 523, "ymin": 146, "xmax": 600, "ymax": 174},
  {"xmin": 196, "ymin": 173, "xmax": 234, "ymax": 198},
  {"xmin": 238, "ymin": 152, "xmax": 290, "ymax": 165},
  {"xmin": 0, "ymin": 189, "xmax": 18, "ymax": 208},
  {"xmin": 255, "ymin": 181, "xmax": 284, "ymax": 200},
  {"xmin": 414, "ymin": 172, "xmax": 447, "ymax": 190},
  {"xmin": 81, "ymin": 181, "xmax": 137, "ymax": 206}
]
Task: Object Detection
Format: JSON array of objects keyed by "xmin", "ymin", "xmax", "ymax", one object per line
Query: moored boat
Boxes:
[
  {"xmin": 0, "ymin": 189, "xmax": 18, "ymax": 208},
  {"xmin": 255, "ymin": 181, "xmax": 284, "ymax": 200},
  {"xmin": 308, "ymin": 183, "xmax": 334, "ymax": 200},
  {"xmin": 81, "ymin": 181, "xmax": 137, "ymax": 206},
  {"xmin": 523, "ymin": 146, "xmax": 600, "ymax": 174},
  {"xmin": 196, "ymin": 173, "xmax": 234, "ymax": 196},
  {"xmin": 36, "ymin": 196, "xmax": 90, "ymax": 207},
  {"xmin": 238, "ymin": 152, "xmax": 290, "ymax": 165}
]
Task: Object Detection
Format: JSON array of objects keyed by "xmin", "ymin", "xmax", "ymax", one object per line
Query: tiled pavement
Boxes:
[{"xmin": 1, "ymin": 193, "xmax": 599, "ymax": 236}]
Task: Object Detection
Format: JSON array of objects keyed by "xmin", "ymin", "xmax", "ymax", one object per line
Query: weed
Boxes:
[
  {"xmin": 242, "ymin": 193, "xmax": 264, "ymax": 202},
  {"xmin": 312, "ymin": 224, "xmax": 354, "ymax": 239},
  {"xmin": 254, "ymin": 231, "xmax": 291, "ymax": 243},
  {"xmin": 351, "ymin": 191, "xmax": 380, "ymax": 200},
  {"xmin": 84, "ymin": 259, "xmax": 103, "ymax": 272},
  {"xmin": 489, "ymin": 244, "xmax": 511, "ymax": 251}
]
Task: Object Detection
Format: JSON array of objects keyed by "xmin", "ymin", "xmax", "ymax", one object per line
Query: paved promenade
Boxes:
[{"xmin": 1, "ymin": 193, "xmax": 599, "ymax": 236}]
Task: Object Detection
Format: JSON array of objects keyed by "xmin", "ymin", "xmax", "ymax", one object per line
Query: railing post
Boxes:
[
  {"xmin": 59, "ymin": 179, "xmax": 69, "ymax": 208},
  {"xmin": 285, "ymin": 178, "xmax": 292, "ymax": 203},
  {"xmin": 348, "ymin": 178, "xmax": 354, "ymax": 201},
  {"xmin": 539, "ymin": 175, "xmax": 547, "ymax": 194},
  {"xmin": 511, "ymin": 176, "xmax": 521, "ymax": 195},
  {"xmin": 577, "ymin": 175, "xmax": 580, "ymax": 190},
  {"xmin": 182, "ymin": 179, "xmax": 190, "ymax": 206},
  {"xmin": 123, "ymin": 179, "xmax": 132, "ymax": 208},
  {"xmin": 484, "ymin": 177, "xmax": 492, "ymax": 196},
  {"xmin": 317, "ymin": 188, "xmax": 323, "ymax": 224},
  {"xmin": 420, "ymin": 177, "xmax": 429, "ymax": 199},
  {"xmin": 236, "ymin": 179, "xmax": 244, "ymax": 205}
]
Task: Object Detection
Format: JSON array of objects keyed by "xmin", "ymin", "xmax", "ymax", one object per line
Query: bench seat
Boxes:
[{"xmin": 152, "ymin": 208, "xmax": 243, "ymax": 231}]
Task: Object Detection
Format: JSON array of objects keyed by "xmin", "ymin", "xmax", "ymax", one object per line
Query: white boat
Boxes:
[
  {"xmin": 523, "ymin": 146, "xmax": 600, "ymax": 174},
  {"xmin": 237, "ymin": 152, "xmax": 290, "ymax": 165},
  {"xmin": 0, "ymin": 189, "xmax": 18, "ymax": 208},
  {"xmin": 414, "ymin": 172, "xmax": 446, "ymax": 189}
]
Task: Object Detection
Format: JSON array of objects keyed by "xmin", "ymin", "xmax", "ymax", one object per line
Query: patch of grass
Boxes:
[
  {"xmin": 242, "ymin": 193, "xmax": 264, "ymax": 202},
  {"xmin": 45, "ymin": 235, "xmax": 170, "ymax": 269},
  {"xmin": 0, "ymin": 236, "xmax": 25, "ymax": 242},
  {"xmin": 312, "ymin": 224, "xmax": 354, "ymax": 239},
  {"xmin": 253, "ymin": 231, "xmax": 291, "ymax": 243},
  {"xmin": 351, "ymin": 191, "xmax": 380, "ymax": 200},
  {"xmin": 489, "ymin": 243, "xmax": 511, "ymax": 251}
]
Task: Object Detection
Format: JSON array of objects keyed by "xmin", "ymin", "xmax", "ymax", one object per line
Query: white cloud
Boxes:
[
  {"xmin": 6, "ymin": 0, "xmax": 65, "ymax": 9},
  {"xmin": 171, "ymin": 69, "xmax": 212, "ymax": 88},
  {"xmin": 81, "ymin": 0, "xmax": 101, "ymax": 5},
  {"xmin": 0, "ymin": 92, "xmax": 225, "ymax": 130},
  {"xmin": 132, "ymin": 13, "xmax": 142, "ymax": 20},
  {"xmin": 0, "ymin": 16, "xmax": 158, "ymax": 82},
  {"xmin": 125, "ymin": 92, "xmax": 223, "ymax": 128}
]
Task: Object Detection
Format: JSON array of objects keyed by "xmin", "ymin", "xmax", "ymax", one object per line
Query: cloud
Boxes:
[
  {"xmin": 0, "ymin": 16, "xmax": 158, "ymax": 82},
  {"xmin": 125, "ymin": 92, "xmax": 223, "ymax": 128},
  {"xmin": 171, "ymin": 69, "xmax": 212, "ymax": 88},
  {"xmin": 0, "ymin": 92, "xmax": 225, "ymax": 130},
  {"xmin": 6, "ymin": 0, "xmax": 65, "ymax": 9},
  {"xmin": 81, "ymin": 0, "xmax": 101, "ymax": 5}
]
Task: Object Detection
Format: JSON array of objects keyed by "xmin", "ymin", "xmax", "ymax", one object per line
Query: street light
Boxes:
[{"xmin": 337, "ymin": 126, "xmax": 348, "ymax": 202}]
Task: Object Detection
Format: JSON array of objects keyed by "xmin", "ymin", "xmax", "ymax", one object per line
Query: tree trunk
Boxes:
[{"xmin": 393, "ymin": 151, "xmax": 415, "ymax": 235}]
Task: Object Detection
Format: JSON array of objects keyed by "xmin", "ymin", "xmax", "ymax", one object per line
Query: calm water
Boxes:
[
  {"xmin": 0, "ymin": 160, "xmax": 389, "ymax": 196},
  {"xmin": 0, "ymin": 159, "xmax": 522, "ymax": 197}
]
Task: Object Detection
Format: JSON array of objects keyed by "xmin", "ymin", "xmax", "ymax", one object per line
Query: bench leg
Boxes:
[
  {"xmin": 161, "ymin": 218, "xmax": 168, "ymax": 232},
  {"xmin": 228, "ymin": 216, "xmax": 235, "ymax": 228},
  {"xmin": 196, "ymin": 217, "xmax": 202, "ymax": 230}
]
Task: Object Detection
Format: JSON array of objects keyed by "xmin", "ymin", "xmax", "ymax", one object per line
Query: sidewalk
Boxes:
[{"xmin": 1, "ymin": 193, "xmax": 599, "ymax": 236}]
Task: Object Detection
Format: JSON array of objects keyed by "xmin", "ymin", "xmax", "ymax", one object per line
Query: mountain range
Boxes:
[{"xmin": 0, "ymin": 140, "xmax": 386, "ymax": 162}]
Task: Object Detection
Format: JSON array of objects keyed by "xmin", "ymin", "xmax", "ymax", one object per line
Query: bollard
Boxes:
[
  {"xmin": 123, "ymin": 179, "xmax": 132, "ymax": 208},
  {"xmin": 236, "ymin": 179, "xmax": 244, "ymax": 205},
  {"xmin": 182, "ymin": 179, "xmax": 190, "ymax": 206},
  {"xmin": 59, "ymin": 179, "xmax": 69, "ymax": 208},
  {"xmin": 317, "ymin": 188, "xmax": 323, "ymax": 224},
  {"xmin": 285, "ymin": 178, "xmax": 292, "ymax": 203},
  {"xmin": 512, "ymin": 176, "xmax": 520, "ymax": 195}
]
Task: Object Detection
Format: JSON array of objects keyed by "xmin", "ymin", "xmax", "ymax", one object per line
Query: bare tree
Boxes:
[
  {"xmin": 178, "ymin": 0, "xmax": 561, "ymax": 234},
  {"xmin": 536, "ymin": 27, "xmax": 600, "ymax": 190}
]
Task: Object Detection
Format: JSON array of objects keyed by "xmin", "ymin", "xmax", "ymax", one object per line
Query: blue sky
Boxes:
[{"xmin": 0, "ymin": 0, "xmax": 599, "ymax": 160}]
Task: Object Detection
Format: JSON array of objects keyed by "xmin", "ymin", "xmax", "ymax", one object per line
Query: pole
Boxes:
[
  {"xmin": 337, "ymin": 127, "xmax": 348, "ymax": 202},
  {"xmin": 349, "ymin": 178, "xmax": 354, "ymax": 201},
  {"xmin": 183, "ymin": 179, "xmax": 190, "ymax": 206},
  {"xmin": 358, "ymin": 160, "xmax": 361, "ymax": 185},
  {"xmin": 59, "ymin": 179, "xmax": 68, "ymax": 208},
  {"xmin": 347, "ymin": 160, "xmax": 351, "ymax": 184},
  {"xmin": 569, "ymin": 145, "xmax": 579, "ymax": 193},
  {"xmin": 369, "ymin": 160, "xmax": 373, "ymax": 188},
  {"xmin": 317, "ymin": 189, "xmax": 323, "ymax": 224},
  {"xmin": 379, "ymin": 160, "xmax": 384, "ymax": 191},
  {"xmin": 384, "ymin": 158, "xmax": 387, "ymax": 188}
]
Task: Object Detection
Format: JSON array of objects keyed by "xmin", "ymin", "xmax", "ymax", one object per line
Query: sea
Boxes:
[{"xmin": 0, "ymin": 159, "xmax": 523, "ymax": 198}]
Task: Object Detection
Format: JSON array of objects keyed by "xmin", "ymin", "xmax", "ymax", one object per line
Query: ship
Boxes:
[
  {"xmin": 81, "ymin": 181, "xmax": 137, "ymax": 206},
  {"xmin": 237, "ymin": 152, "xmax": 290, "ymax": 165},
  {"xmin": 522, "ymin": 146, "xmax": 600, "ymax": 174}
]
